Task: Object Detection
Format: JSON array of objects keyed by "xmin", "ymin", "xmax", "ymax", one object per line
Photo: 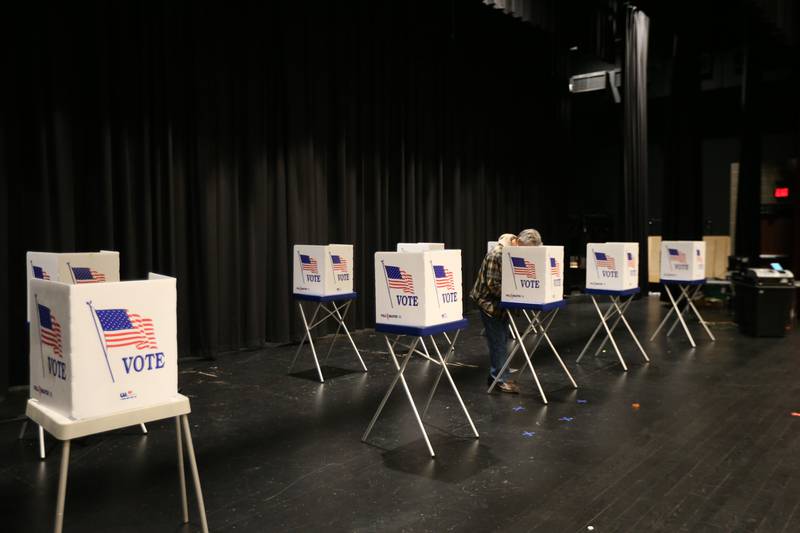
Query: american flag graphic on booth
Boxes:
[
  {"xmin": 300, "ymin": 254, "xmax": 319, "ymax": 274},
  {"xmin": 594, "ymin": 252, "xmax": 616, "ymax": 270},
  {"xmin": 38, "ymin": 304, "xmax": 63, "ymax": 356},
  {"xmin": 72, "ymin": 266, "xmax": 106, "ymax": 283},
  {"xmin": 511, "ymin": 256, "xmax": 536, "ymax": 278},
  {"xmin": 331, "ymin": 255, "xmax": 349, "ymax": 273},
  {"xmin": 96, "ymin": 309, "xmax": 158, "ymax": 350},
  {"xmin": 433, "ymin": 264, "xmax": 455, "ymax": 290},
  {"xmin": 32, "ymin": 265, "xmax": 51, "ymax": 280},
  {"xmin": 385, "ymin": 265, "xmax": 415, "ymax": 293},
  {"xmin": 668, "ymin": 248, "xmax": 686, "ymax": 264},
  {"xmin": 627, "ymin": 252, "xmax": 636, "ymax": 268},
  {"xmin": 549, "ymin": 257, "xmax": 560, "ymax": 277}
]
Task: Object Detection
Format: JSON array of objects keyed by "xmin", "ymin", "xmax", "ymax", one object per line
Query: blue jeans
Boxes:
[{"xmin": 480, "ymin": 310, "xmax": 511, "ymax": 383}]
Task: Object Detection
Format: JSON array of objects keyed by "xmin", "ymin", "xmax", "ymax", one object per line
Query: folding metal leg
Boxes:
[
  {"xmin": 392, "ymin": 334, "xmax": 440, "ymax": 365},
  {"xmin": 327, "ymin": 301, "xmax": 368, "ymax": 371},
  {"xmin": 53, "ymin": 440, "xmax": 70, "ymax": 533},
  {"xmin": 140, "ymin": 423, "xmax": 148, "ymax": 434},
  {"xmin": 421, "ymin": 332, "xmax": 479, "ymax": 438},
  {"xmin": 683, "ymin": 286, "xmax": 716, "ymax": 341},
  {"xmin": 577, "ymin": 302, "xmax": 618, "ymax": 362},
  {"xmin": 295, "ymin": 303, "xmax": 324, "ymax": 382},
  {"xmin": 610, "ymin": 296, "xmax": 649, "ymax": 362},
  {"xmin": 530, "ymin": 309, "xmax": 578, "ymax": 388},
  {"xmin": 175, "ymin": 417, "xmax": 189, "ymax": 524},
  {"xmin": 593, "ymin": 296, "xmax": 633, "ymax": 356},
  {"xmin": 663, "ymin": 284, "xmax": 695, "ymax": 347},
  {"xmin": 39, "ymin": 424, "xmax": 46, "ymax": 460},
  {"xmin": 666, "ymin": 285, "xmax": 698, "ymax": 336},
  {"xmin": 18, "ymin": 420, "xmax": 48, "ymax": 460},
  {"xmin": 288, "ymin": 302, "xmax": 322, "ymax": 375},
  {"xmin": 362, "ymin": 337, "xmax": 436, "ymax": 456},
  {"xmin": 322, "ymin": 303, "xmax": 347, "ymax": 363},
  {"xmin": 650, "ymin": 284, "xmax": 694, "ymax": 342},
  {"xmin": 181, "ymin": 415, "xmax": 209, "ymax": 533},
  {"xmin": 589, "ymin": 296, "xmax": 628, "ymax": 371},
  {"xmin": 508, "ymin": 311, "xmax": 549, "ymax": 403}
]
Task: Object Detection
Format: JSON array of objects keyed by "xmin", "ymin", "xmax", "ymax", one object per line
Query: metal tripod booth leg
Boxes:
[
  {"xmin": 577, "ymin": 288, "xmax": 649, "ymax": 371},
  {"xmin": 362, "ymin": 319, "xmax": 476, "ymax": 457},
  {"xmin": 290, "ymin": 292, "xmax": 366, "ymax": 382}
]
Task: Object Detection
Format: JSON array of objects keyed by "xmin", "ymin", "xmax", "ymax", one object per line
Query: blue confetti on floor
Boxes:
[
  {"xmin": 577, "ymin": 399, "xmax": 588, "ymax": 404},
  {"xmin": 559, "ymin": 416, "xmax": 574, "ymax": 422},
  {"xmin": 513, "ymin": 405, "xmax": 526, "ymax": 412},
  {"xmin": 522, "ymin": 431, "xmax": 536, "ymax": 438}
]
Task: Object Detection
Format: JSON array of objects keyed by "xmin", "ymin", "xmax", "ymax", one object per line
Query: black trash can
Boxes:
[{"xmin": 734, "ymin": 268, "xmax": 796, "ymax": 337}]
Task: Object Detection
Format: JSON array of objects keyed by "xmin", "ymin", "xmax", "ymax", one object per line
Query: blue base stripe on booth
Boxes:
[
  {"xmin": 500, "ymin": 300, "xmax": 567, "ymax": 311},
  {"xmin": 375, "ymin": 318, "xmax": 469, "ymax": 336},
  {"xmin": 660, "ymin": 279, "xmax": 705, "ymax": 286},
  {"xmin": 293, "ymin": 292, "xmax": 358, "ymax": 302},
  {"xmin": 584, "ymin": 287, "xmax": 640, "ymax": 296}
]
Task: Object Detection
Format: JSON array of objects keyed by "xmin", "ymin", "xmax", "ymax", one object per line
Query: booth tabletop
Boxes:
[
  {"xmin": 375, "ymin": 318, "xmax": 469, "ymax": 337},
  {"xmin": 26, "ymin": 395, "xmax": 191, "ymax": 441},
  {"xmin": 500, "ymin": 300, "xmax": 567, "ymax": 311},
  {"xmin": 584, "ymin": 287, "xmax": 641, "ymax": 296},
  {"xmin": 293, "ymin": 292, "xmax": 358, "ymax": 302}
]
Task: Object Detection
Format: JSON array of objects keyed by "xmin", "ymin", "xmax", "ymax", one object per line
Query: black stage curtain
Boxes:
[
  {"xmin": 661, "ymin": 28, "xmax": 703, "ymax": 241},
  {"xmin": 4, "ymin": 0, "xmax": 562, "ymax": 385},
  {"xmin": 736, "ymin": 8, "xmax": 763, "ymax": 260},
  {"xmin": 623, "ymin": 7, "xmax": 650, "ymax": 290}
]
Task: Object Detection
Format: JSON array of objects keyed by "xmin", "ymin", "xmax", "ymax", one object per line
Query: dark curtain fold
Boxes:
[
  {"xmin": 662, "ymin": 28, "xmax": 704, "ymax": 240},
  {"xmin": 736, "ymin": 8, "xmax": 763, "ymax": 260},
  {"xmin": 623, "ymin": 8, "xmax": 650, "ymax": 290},
  {"xmin": 4, "ymin": 0, "xmax": 562, "ymax": 386}
]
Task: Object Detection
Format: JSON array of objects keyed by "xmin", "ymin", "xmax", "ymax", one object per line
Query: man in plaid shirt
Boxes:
[{"xmin": 471, "ymin": 229, "xmax": 542, "ymax": 393}]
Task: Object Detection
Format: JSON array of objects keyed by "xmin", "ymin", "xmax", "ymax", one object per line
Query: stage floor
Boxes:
[{"xmin": 2, "ymin": 295, "xmax": 799, "ymax": 532}]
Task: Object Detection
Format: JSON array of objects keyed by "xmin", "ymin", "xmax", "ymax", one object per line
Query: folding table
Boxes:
[
  {"xmin": 649, "ymin": 279, "xmax": 715, "ymax": 348},
  {"xmin": 362, "ymin": 319, "xmax": 478, "ymax": 457},
  {"xmin": 26, "ymin": 395, "xmax": 208, "ymax": 533},
  {"xmin": 488, "ymin": 300, "xmax": 577, "ymax": 404},
  {"xmin": 577, "ymin": 288, "xmax": 649, "ymax": 371},
  {"xmin": 289, "ymin": 292, "xmax": 367, "ymax": 382}
]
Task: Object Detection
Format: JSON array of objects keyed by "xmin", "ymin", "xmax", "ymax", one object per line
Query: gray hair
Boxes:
[{"xmin": 517, "ymin": 228, "xmax": 542, "ymax": 246}]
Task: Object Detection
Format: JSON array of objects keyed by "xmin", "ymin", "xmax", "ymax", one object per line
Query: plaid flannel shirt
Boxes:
[{"xmin": 470, "ymin": 245, "xmax": 504, "ymax": 318}]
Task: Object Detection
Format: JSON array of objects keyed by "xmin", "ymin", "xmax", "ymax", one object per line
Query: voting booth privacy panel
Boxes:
[
  {"xmin": 659, "ymin": 241, "xmax": 706, "ymax": 281},
  {"xmin": 29, "ymin": 274, "xmax": 179, "ymax": 420},
  {"xmin": 586, "ymin": 243, "xmax": 639, "ymax": 291},
  {"xmin": 374, "ymin": 249, "xmax": 463, "ymax": 328},
  {"xmin": 396, "ymin": 243, "xmax": 446, "ymax": 253},
  {"xmin": 293, "ymin": 244, "xmax": 354, "ymax": 297},
  {"xmin": 501, "ymin": 246, "xmax": 564, "ymax": 305},
  {"xmin": 26, "ymin": 251, "xmax": 120, "ymax": 320}
]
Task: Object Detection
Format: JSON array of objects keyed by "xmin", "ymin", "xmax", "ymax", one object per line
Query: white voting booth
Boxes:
[
  {"xmin": 650, "ymin": 240, "xmax": 715, "ymax": 347},
  {"xmin": 396, "ymin": 242, "xmax": 445, "ymax": 253},
  {"xmin": 27, "ymin": 251, "xmax": 120, "ymax": 320},
  {"xmin": 26, "ymin": 270, "xmax": 208, "ymax": 533},
  {"xmin": 22, "ymin": 251, "xmax": 150, "ymax": 459},
  {"xmin": 364, "ymin": 249, "xmax": 477, "ymax": 457},
  {"xmin": 290, "ymin": 244, "xmax": 366, "ymax": 383},
  {"xmin": 29, "ymin": 275, "xmax": 179, "ymax": 419},
  {"xmin": 391, "ymin": 242, "xmax": 451, "ymax": 364},
  {"xmin": 491, "ymin": 246, "xmax": 576, "ymax": 403},
  {"xmin": 577, "ymin": 243, "xmax": 649, "ymax": 371}
]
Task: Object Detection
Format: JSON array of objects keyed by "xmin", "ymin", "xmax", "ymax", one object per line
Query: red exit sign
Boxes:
[{"xmin": 774, "ymin": 187, "xmax": 789, "ymax": 198}]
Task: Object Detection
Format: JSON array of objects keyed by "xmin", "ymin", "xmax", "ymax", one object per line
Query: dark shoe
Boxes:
[
  {"xmin": 497, "ymin": 382, "xmax": 519, "ymax": 394},
  {"xmin": 488, "ymin": 376, "xmax": 519, "ymax": 393}
]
